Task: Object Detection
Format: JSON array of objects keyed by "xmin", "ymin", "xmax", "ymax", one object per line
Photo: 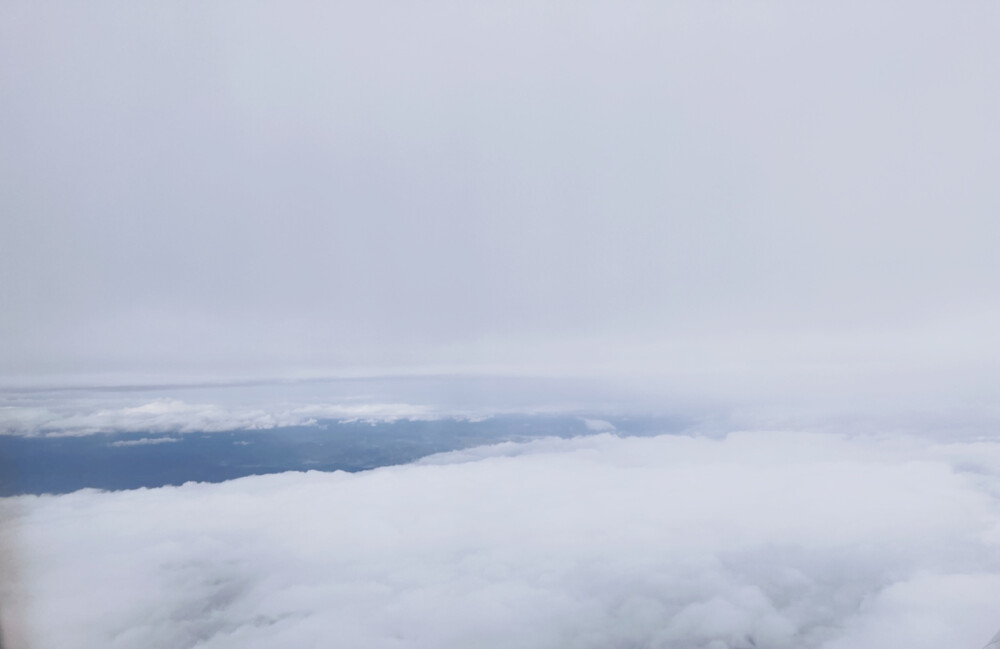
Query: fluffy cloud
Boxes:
[{"xmin": 2, "ymin": 431, "xmax": 999, "ymax": 649}]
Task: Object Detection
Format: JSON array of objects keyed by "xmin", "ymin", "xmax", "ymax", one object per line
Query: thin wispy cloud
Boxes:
[{"xmin": 107, "ymin": 436, "xmax": 181, "ymax": 447}]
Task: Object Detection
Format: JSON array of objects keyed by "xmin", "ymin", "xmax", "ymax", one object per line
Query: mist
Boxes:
[{"xmin": 2, "ymin": 0, "xmax": 998, "ymax": 402}]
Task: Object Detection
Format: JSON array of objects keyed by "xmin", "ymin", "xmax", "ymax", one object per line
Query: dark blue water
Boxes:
[{"xmin": 0, "ymin": 415, "xmax": 682, "ymax": 496}]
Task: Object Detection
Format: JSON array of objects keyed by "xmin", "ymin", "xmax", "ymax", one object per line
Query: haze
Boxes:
[
  {"xmin": 4, "ymin": 4, "xmax": 1000, "ymax": 648},
  {"xmin": 2, "ymin": 0, "xmax": 997, "ymax": 409}
]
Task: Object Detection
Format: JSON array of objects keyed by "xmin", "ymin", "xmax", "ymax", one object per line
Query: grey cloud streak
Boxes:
[{"xmin": 1, "ymin": 0, "xmax": 998, "ymax": 389}]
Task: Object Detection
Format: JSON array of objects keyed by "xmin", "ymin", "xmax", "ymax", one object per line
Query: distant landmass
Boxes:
[{"xmin": 0, "ymin": 415, "xmax": 684, "ymax": 496}]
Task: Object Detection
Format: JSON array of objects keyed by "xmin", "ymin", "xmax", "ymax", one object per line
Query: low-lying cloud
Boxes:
[
  {"xmin": 3, "ymin": 431, "xmax": 999, "ymax": 648},
  {"xmin": 0, "ymin": 398, "xmax": 443, "ymax": 436},
  {"xmin": 106, "ymin": 436, "xmax": 181, "ymax": 447}
]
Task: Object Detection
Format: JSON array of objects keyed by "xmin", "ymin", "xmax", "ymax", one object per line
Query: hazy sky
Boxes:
[
  {"xmin": 4, "ymin": 7, "xmax": 1000, "ymax": 646},
  {"xmin": 2, "ymin": 1, "xmax": 998, "ymax": 393}
]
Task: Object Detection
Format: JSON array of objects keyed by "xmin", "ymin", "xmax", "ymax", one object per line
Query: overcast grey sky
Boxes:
[{"xmin": 2, "ymin": 1, "xmax": 998, "ymax": 396}]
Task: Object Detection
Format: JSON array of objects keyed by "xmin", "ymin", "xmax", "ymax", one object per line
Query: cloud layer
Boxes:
[
  {"xmin": 3, "ymin": 431, "xmax": 1000, "ymax": 648},
  {"xmin": 2, "ymin": 1, "xmax": 998, "ymax": 383},
  {"xmin": 0, "ymin": 397, "xmax": 441, "ymax": 436},
  {"xmin": 0, "ymin": 377, "xmax": 629, "ymax": 436}
]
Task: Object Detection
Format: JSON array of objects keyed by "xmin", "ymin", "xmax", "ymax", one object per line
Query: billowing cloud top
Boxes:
[{"xmin": 3, "ymin": 431, "xmax": 1000, "ymax": 648}]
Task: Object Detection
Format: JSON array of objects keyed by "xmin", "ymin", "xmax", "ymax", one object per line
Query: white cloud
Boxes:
[
  {"xmin": 107, "ymin": 437, "xmax": 181, "ymax": 447},
  {"xmin": 580, "ymin": 417, "xmax": 615, "ymax": 432},
  {"xmin": 0, "ymin": 398, "xmax": 449, "ymax": 436},
  {"xmin": 2, "ymin": 431, "xmax": 999, "ymax": 648}
]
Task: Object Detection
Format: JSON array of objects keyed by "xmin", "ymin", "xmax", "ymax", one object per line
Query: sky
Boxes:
[
  {"xmin": 1, "ymin": 0, "xmax": 998, "ymax": 408},
  {"xmin": 3, "ymin": 4, "xmax": 1000, "ymax": 648}
]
